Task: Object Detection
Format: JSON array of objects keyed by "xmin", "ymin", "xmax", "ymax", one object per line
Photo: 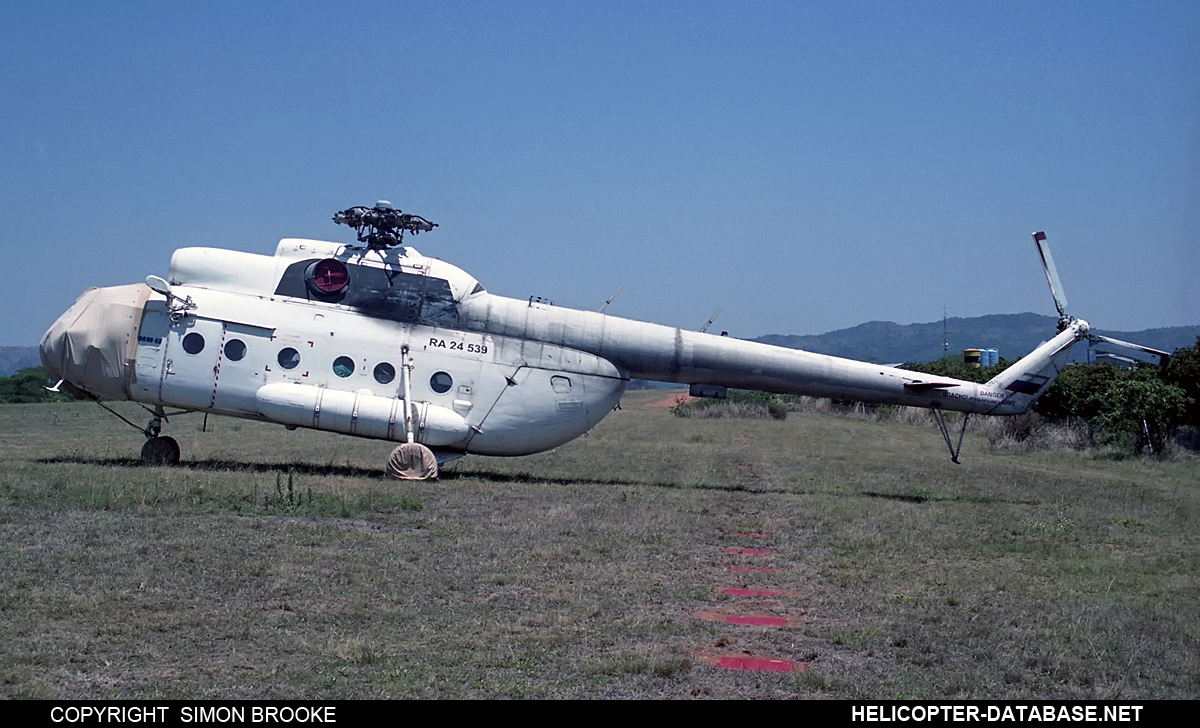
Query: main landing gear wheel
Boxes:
[
  {"xmin": 141, "ymin": 436, "xmax": 180, "ymax": 465},
  {"xmin": 386, "ymin": 443, "xmax": 439, "ymax": 481}
]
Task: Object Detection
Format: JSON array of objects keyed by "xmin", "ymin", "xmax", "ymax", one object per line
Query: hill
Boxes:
[
  {"xmin": 0, "ymin": 347, "xmax": 40, "ymax": 377},
  {"xmin": 751, "ymin": 313, "xmax": 1200, "ymax": 364}
]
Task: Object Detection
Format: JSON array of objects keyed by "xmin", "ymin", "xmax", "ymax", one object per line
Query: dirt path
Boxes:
[{"xmin": 646, "ymin": 392, "xmax": 692, "ymax": 407}]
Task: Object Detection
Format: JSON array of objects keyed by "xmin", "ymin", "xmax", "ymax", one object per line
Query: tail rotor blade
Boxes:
[
  {"xmin": 1089, "ymin": 333, "xmax": 1170, "ymax": 367},
  {"xmin": 1032, "ymin": 231, "xmax": 1069, "ymax": 320},
  {"xmin": 1028, "ymin": 233, "xmax": 1169, "ymax": 367}
]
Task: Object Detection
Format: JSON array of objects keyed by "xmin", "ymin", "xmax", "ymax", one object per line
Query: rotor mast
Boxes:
[{"xmin": 333, "ymin": 200, "xmax": 437, "ymax": 250}]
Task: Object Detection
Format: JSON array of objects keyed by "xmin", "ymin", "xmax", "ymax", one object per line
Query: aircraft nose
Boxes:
[
  {"xmin": 40, "ymin": 284, "xmax": 152, "ymax": 400},
  {"xmin": 39, "ymin": 318, "xmax": 66, "ymax": 382},
  {"xmin": 40, "ymin": 289, "xmax": 95, "ymax": 382}
]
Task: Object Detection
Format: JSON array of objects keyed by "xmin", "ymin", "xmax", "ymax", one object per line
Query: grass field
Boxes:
[{"xmin": 1, "ymin": 391, "xmax": 1197, "ymax": 699}]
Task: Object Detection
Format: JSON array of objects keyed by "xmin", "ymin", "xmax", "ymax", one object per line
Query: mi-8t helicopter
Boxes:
[{"xmin": 39, "ymin": 202, "xmax": 1167, "ymax": 475}]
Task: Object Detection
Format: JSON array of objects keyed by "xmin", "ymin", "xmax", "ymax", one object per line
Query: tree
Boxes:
[
  {"xmin": 1160, "ymin": 336, "xmax": 1200, "ymax": 425},
  {"xmin": 0, "ymin": 367, "xmax": 68, "ymax": 404},
  {"xmin": 1097, "ymin": 378, "xmax": 1189, "ymax": 454},
  {"xmin": 901, "ymin": 356, "xmax": 1012, "ymax": 384},
  {"xmin": 1033, "ymin": 353, "xmax": 1194, "ymax": 454},
  {"xmin": 1033, "ymin": 363, "xmax": 1126, "ymax": 422}
]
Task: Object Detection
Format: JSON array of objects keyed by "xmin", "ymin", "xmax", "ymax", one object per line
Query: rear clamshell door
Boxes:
[{"xmin": 468, "ymin": 343, "xmax": 627, "ymax": 455}]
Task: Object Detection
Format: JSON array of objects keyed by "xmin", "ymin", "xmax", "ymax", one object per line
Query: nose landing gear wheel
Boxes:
[{"xmin": 141, "ymin": 436, "xmax": 180, "ymax": 465}]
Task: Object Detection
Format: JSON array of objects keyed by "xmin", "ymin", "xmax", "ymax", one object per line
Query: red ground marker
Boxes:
[
  {"xmin": 721, "ymin": 587, "xmax": 796, "ymax": 598},
  {"xmin": 694, "ymin": 651, "xmax": 807, "ymax": 673},
  {"xmin": 692, "ymin": 609, "xmax": 803, "ymax": 627},
  {"xmin": 720, "ymin": 656, "xmax": 797, "ymax": 672},
  {"xmin": 727, "ymin": 615, "xmax": 787, "ymax": 626}
]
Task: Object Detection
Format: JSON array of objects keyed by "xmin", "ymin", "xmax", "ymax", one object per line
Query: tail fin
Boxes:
[{"xmin": 985, "ymin": 320, "xmax": 1089, "ymax": 413}]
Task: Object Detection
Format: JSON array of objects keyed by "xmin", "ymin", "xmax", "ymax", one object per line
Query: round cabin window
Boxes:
[
  {"xmin": 277, "ymin": 347, "xmax": 301, "ymax": 370},
  {"xmin": 332, "ymin": 356, "xmax": 355, "ymax": 378},
  {"xmin": 182, "ymin": 332, "xmax": 205, "ymax": 355},
  {"xmin": 430, "ymin": 371, "xmax": 453, "ymax": 394},
  {"xmin": 373, "ymin": 362, "xmax": 396, "ymax": 384},
  {"xmin": 224, "ymin": 339, "xmax": 246, "ymax": 361}
]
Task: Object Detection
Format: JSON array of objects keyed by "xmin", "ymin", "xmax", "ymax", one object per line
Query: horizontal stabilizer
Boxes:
[{"xmin": 903, "ymin": 381, "xmax": 959, "ymax": 391}]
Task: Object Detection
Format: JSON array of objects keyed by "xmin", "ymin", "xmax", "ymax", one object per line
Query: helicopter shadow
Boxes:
[
  {"xmin": 33, "ymin": 455, "xmax": 794, "ymax": 494},
  {"xmin": 31, "ymin": 457, "xmax": 1038, "ymax": 505},
  {"xmin": 34, "ymin": 456, "xmax": 381, "ymax": 479},
  {"xmin": 440, "ymin": 467, "xmax": 803, "ymax": 495}
]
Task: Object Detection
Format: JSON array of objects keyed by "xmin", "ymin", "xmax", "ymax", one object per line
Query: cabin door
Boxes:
[
  {"xmin": 132, "ymin": 300, "xmax": 170, "ymax": 404},
  {"xmin": 160, "ymin": 316, "xmax": 226, "ymax": 411}
]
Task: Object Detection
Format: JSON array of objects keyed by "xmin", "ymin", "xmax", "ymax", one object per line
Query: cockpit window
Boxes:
[{"xmin": 274, "ymin": 259, "xmax": 461, "ymax": 325}]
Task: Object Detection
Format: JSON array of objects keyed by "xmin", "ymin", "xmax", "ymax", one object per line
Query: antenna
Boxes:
[
  {"xmin": 700, "ymin": 307, "xmax": 724, "ymax": 334},
  {"xmin": 598, "ymin": 287, "xmax": 622, "ymax": 313},
  {"xmin": 943, "ymin": 306, "xmax": 948, "ymax": 358}
]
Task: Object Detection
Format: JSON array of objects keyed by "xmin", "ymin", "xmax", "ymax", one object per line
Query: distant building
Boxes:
[{"xmin": 963, "ymin": 348, "xmax": 999, "ymax": 367}]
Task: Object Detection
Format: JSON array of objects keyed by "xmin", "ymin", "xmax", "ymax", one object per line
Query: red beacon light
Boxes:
[{"xmin": 307, "ymin": 258, "xmax": 350, "ymax": 295}]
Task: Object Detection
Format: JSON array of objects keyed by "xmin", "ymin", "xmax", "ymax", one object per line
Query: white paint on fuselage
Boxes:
[
  {"xmin": 135, "ymin": 258, "xmax": 628, "ymax": 454},
  {"xmin": 43, "ymin": 237, "xmax": 1085, "ymax": 457}
]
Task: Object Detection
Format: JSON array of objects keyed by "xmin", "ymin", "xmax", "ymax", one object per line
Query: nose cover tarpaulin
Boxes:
[{"xmin": 40, "ymin": 284, "xmax": 151, "ymax": 400}]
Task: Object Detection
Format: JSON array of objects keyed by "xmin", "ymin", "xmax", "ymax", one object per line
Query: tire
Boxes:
[{"xmin": 141, "ymin": 436, "xmax": 180, "ymax": 465}]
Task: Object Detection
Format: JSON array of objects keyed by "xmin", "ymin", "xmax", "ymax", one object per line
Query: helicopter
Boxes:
[{"xmin": 39, "ymin": 202, "xmax": 1168, "ymax": 475}]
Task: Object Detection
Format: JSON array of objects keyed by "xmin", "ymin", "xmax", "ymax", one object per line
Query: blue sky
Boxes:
[{"xmin": 3, "ymin": 1, "xmax": 1197, "ymax": 347}]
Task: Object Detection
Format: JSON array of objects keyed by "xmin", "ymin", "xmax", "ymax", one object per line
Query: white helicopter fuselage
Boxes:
[{"xmin": 40, "ymin": 237, "xmax": 1088, "ymax": 460}]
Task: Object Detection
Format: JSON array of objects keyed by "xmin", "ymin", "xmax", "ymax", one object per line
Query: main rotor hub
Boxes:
[{"xmin": 333, "ymin": 201, "xmax": 438, "ymax": 250}]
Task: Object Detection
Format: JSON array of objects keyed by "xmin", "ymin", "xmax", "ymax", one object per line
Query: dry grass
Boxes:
[{"xmin": 1, "ymin": 392, "xmax": 1197, "ymax": 699}]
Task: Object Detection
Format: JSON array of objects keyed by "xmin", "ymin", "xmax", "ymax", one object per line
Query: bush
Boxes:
[
  {"xmin": 901, "ymin": 356, "xmax": 1013, "ymax": 384},
  {"xmin": 976, "ymin": 412, "xmax": 1092, "ymax": 452},
  {"xmin": 0, "ymin": 367, "xmax": 69, "ymax": 404},
  {"xmin": 1096, "ymin": 378, "xmax": 1189, "ymax": 455},
  {"xmin": 1033, "ymin": 351, "xmax": 1195, "ymax": 455},
  {"xmin": 672, "ymin": 390, "xmax": 788, "ymax": 420},
  {"xmin": 1161, "ymin": 336, "xmax": 1200, "ymax": 425}
]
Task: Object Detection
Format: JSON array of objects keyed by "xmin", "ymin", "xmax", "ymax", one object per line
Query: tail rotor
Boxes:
[{"xmin": 1031, "ymin": 231, "xmax": 1169, "ymax": 366}]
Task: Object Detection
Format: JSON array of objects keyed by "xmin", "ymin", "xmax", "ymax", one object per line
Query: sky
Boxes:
[{"xmin": 3, "ymin": 0, "xmax": 1198, "ymax": 346}]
